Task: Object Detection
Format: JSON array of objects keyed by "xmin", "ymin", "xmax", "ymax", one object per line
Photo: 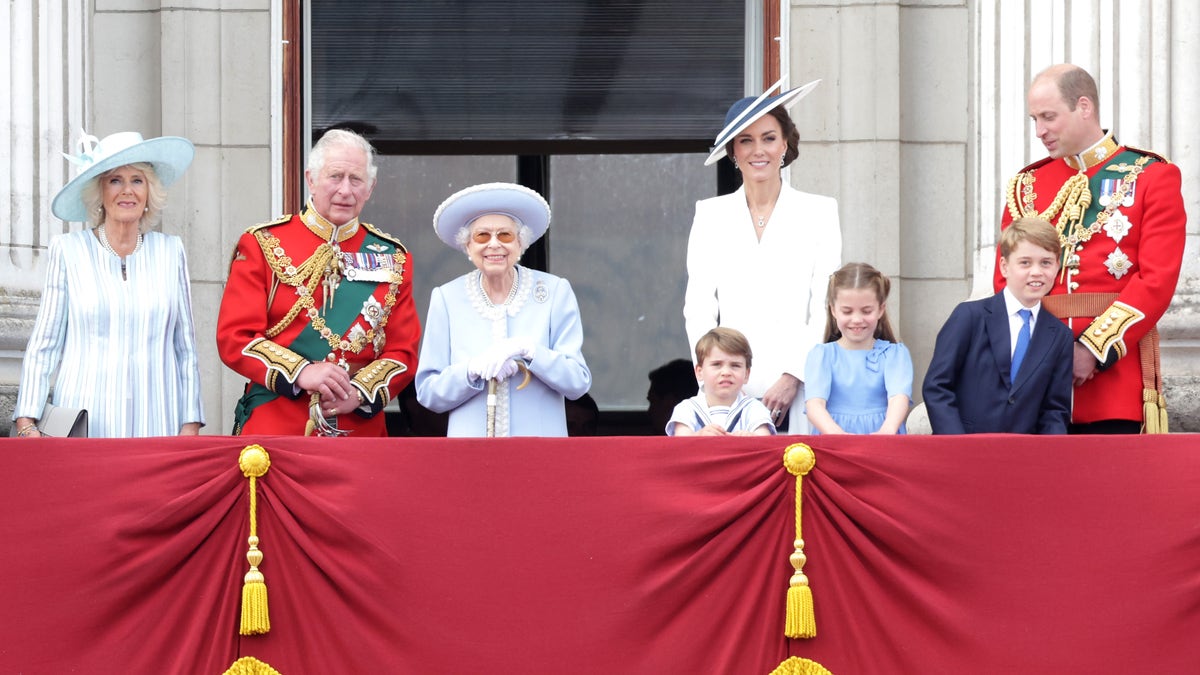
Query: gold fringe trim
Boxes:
[
  {"xmin": 223, "ymin": 656, "xmax": 283, "ymax": 675},
  {"xmin": 783, "ymin": 443, "xmax": 817, "ymax": 639},
  {"xmin": 239, "ymin": 445, "xmax": 272, "ymax": 635},
  {"xmin": 769, "ymin": 656, "xmax": 834, "ymax": 675}
]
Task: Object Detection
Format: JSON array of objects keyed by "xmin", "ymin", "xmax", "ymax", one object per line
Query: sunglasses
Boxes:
[{"xmin": 471, "ymin": 230, "xmax": 517, "ymax": 244}]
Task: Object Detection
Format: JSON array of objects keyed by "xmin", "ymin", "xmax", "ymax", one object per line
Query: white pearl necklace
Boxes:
[
  {"xmin": 97, "ymin": 225, "xmax": 144, "ymax": 258},
  {"xmin": 480, "ymin": 267, "xmax": 520, "ymax": 308},
  {"xmin": 97, "ymin": 226, "xmax": 143, "ymax": 280}
]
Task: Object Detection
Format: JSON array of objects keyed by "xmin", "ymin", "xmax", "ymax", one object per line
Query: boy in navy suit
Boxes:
[{"xmin": 923, "ymin": 218, "xmax": 1073, "ymax": 434}]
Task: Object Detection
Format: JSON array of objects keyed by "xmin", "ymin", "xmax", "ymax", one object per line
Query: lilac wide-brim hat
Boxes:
[
  {"xmin": 703, "ymin": 77, "xmax": 821, "ymax": 166},
  {"xmin": 51, "ymin": 131, "xmax": 195, "ymax": 222},
  {"xmin": 432, "ymin": 182, "xmax": 551, "ymax": 248}
]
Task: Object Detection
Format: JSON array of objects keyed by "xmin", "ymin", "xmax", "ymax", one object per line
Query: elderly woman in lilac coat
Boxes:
[{"xmin": 415, "ymin": 183, "xmax": 591, "ymax": 437}]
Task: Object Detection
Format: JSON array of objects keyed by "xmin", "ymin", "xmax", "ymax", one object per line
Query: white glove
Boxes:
[
  {"xmin": 487, "ymin": 356, "xmax": 521, "ymax": 382},
  {"xmin": 497, "ymin": 336, "xmax": 536, "ymax": 363},
  {"xmin": 468, "ymin": 343, "xmax": 524, "ymax": 382}
]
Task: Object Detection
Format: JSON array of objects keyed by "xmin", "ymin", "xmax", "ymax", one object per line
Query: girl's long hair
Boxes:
[{"xmin": 822, "ymin": 262, "xmax": 898, "ymax": 343}]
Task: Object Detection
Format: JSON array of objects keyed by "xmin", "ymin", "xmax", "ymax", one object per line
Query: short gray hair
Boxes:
[{"xmin": 308, "ymin": 128, "xmax": 378, "ymax": 183}]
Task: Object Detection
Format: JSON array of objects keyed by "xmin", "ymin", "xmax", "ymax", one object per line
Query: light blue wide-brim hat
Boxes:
[
  {"xmin": 703, "ymin": 77, "xmax": 821, "ymax": 166},
  {"xmin": 432, "ymin": 182, "xmax": 551, "ymax": 249},
  {"xmin": 51, "ymin": 131, "xmax": 195, "ymax": 222}
]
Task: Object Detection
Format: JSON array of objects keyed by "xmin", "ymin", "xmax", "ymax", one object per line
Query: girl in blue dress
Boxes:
[{"xmin": 804, "ymin": 263, "xmax": 913, "ymax": 435}]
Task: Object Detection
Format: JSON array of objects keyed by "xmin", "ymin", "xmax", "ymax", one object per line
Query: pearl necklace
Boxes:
[
  {"xmin": 97, "ymin": 226, "xmax": 144, "ymax": 280},
  {"xmin": 480, "ymin": 267, "xmax": 520, "ymax": 308}
]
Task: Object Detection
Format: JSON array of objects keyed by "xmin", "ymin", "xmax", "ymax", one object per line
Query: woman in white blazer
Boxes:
[{"xmin": 683, "ymin": 79, "xmax": 842, "ymax": 433}]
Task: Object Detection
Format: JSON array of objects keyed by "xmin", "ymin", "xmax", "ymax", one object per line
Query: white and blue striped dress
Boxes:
[{"xmin": 14, "ymin": 229, "xmax": 205, "ymax": 437}]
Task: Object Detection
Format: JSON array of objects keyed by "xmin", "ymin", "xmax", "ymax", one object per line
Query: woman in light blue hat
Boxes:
[
  {"xmin": 416, "ymin": 182, "xmax": 592, "ymax": 437},
  {"xmin": 12, "ymin": 131, "xmax": 205, "ymax": 438},
  {"xmin": 683, "ymin": 78, "xmax": 843, "ymax": 434}
]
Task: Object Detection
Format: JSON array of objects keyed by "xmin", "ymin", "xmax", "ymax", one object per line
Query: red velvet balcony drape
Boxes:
[{"xmin": 1, "ymin": 434, "xmax": 1197, "ymax": 674}]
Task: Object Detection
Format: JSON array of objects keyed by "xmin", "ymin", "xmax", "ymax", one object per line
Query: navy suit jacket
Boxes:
[{"xmin": 922, "ymin": 292, "xmax": 1073, "ymax": 434}]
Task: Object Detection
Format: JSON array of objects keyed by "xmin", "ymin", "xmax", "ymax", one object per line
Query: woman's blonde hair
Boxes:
[
  {"xmin": 79, "ymin": 162, "xmax": 167, "ymax": 229},
  {"xmin": 822, "ymin": 262, "xmax": 898, "ymax": 343}
]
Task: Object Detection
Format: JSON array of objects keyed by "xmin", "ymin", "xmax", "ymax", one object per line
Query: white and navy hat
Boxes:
[
  {"xmin": 704, "ymin": 77, "xmax": 821, "ymax": 166},
  {"xmin": 432, "ymin": 182, "xmax": 551, "ymax": 248},
  {"xmin": 51, "ymin": 131, "xmax": 195, "ymax": 222}
]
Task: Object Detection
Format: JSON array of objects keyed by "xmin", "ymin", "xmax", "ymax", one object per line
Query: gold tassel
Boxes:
[
  {"xmin": 769, "ymin": 656, "xmax": 834, "ymax": 675},
  {"xmin": 783, "ymin": 443, "xmax": 817, "ymax": 639},
  {"xmin": 223, "ymin": 656, "xmax": 283, "ymax": 675},
  {"xmin": 1142, "ymin": 389, "xmax": 1167, "ymax": 434},
  {"xmin": 239, "ymin": 444, "xmax": 272, "ymax": 635}
]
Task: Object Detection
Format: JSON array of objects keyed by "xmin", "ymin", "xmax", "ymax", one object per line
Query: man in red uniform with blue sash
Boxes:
[
  {"xmin": 994, "ymin": 64, "xmax": 1186, "ymax": 433},
  {"xmin": 218, "ymin": 129, "xmax": 419, "ymax": 435}
]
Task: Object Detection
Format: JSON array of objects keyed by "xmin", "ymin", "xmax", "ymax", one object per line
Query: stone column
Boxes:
[
  {"xmin": 0, "ymin": 0, "xmax": 89, "ymax": 426},
  {"xmin": 786, "ymin": 0, "xmax": 972, "ymax": 400},
  {"xmin": 0, "ymin": 0, "xmax": 274, "ymax": 433}
]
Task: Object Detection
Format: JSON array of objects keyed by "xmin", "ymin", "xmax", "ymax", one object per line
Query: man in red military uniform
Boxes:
[
  {"xmin": 218, "ymin": 128, "xmax": 419, "ymax": 435},
  {"xmin": 995, "ymin": 64, "xmax": 1186, "ymax": 434}
]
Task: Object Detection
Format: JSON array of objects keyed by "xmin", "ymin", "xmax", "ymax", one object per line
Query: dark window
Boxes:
[{"xmin": 310, "ymin": 1, "xmax": 743, "ymax": 152}]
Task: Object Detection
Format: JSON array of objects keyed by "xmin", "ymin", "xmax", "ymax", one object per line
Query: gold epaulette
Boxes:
[
  {"xmin": 1122, "ymin": 145, "xmax": 1170, "ymax": 165},
  {"xmin": 361, "ymin": 222, "xmax": 409, "ymax": 254},
  {"xmin": 244, "ymin": 214, "xmax": 293, "ymax": 234}
]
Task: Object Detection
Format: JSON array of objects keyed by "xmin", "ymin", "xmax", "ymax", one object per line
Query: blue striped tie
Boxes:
[{"xmin": 1011, "ymin": 308, "xmax": 1032, "ymax": 382}]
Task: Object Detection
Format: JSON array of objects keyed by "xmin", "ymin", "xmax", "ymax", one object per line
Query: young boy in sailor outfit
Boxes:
[{"xmin": 666, "ymin": 327, "xmax": 776, "ymax": 436}]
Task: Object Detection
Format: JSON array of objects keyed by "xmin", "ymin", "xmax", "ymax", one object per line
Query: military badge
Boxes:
[
  {"xmin": 360, "ymin": 295, "xmax": 384, "ymax": 328},
  {"xmin": 1104, "ymin": 247, "xmax": 1132, "ymax": 280},
  {"xmin": 1103, "ymin": 211, "xmax": 1132, "ymax": 243}
]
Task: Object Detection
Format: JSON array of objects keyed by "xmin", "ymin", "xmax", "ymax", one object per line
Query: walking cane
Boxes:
[{"xmin": 486, "ymin": 362, "xmax": 532, "ymax": 437}]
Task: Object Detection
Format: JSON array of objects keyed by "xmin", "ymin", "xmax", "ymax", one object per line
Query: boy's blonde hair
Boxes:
[
  {"xmin": 1000, "ymin": 217, "xmax": 1061, "ymax": 260},
  {"xmin": 695, "ymin": 327, "xmax": 753, "ymax": 368}
]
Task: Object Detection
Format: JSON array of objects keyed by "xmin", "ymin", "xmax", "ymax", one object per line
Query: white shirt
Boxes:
[{"xmin": 1002, "ymin": 287, "xmax": 1041, "ymax": 357}]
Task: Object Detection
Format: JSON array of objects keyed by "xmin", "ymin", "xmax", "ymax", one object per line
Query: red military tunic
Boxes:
[
  {"xmin": 218, "ymin": 206, "xmax": 420, "ymax": 435},
  {"xmin": 994, "ymin": 133, "xmax": 1185, "ymax": 426}
]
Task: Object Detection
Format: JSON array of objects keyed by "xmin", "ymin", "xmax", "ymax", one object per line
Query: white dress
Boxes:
[
  {"xmin": 415, "ymin": 266, "xmax": 592, "ymax": 437},
  {"xmin": 14, "ymin": 230, "xmax": 205, "ymax": 437},
  {"xmin": 683, "ymin": 184, "xmax": 842, "ymax": 433}
]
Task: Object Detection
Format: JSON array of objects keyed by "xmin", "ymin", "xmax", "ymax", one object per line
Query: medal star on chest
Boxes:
[{"xmin": 1102, "ymin": 210, "xmax": 1132, "ymax": 243}]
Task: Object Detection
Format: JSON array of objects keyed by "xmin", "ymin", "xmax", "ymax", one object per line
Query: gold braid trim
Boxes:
[
  {"xmin": 242, "ymin": 337, "xmax": 307, "ymax": 385},
  {"xmin": 253, "ymin": 230, "xmax": 404, "ymax": 357},
  {"xmin": 1007, "ymin": 170, "xmax": 1090, "ymax": 232},
  {"xmin": 1078, "ymin": 301, "xmax": 1144, "ymax": 363},
  {"xmin": 353, "ymin": 359, "xmax": 408, "ymax": 405}
]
